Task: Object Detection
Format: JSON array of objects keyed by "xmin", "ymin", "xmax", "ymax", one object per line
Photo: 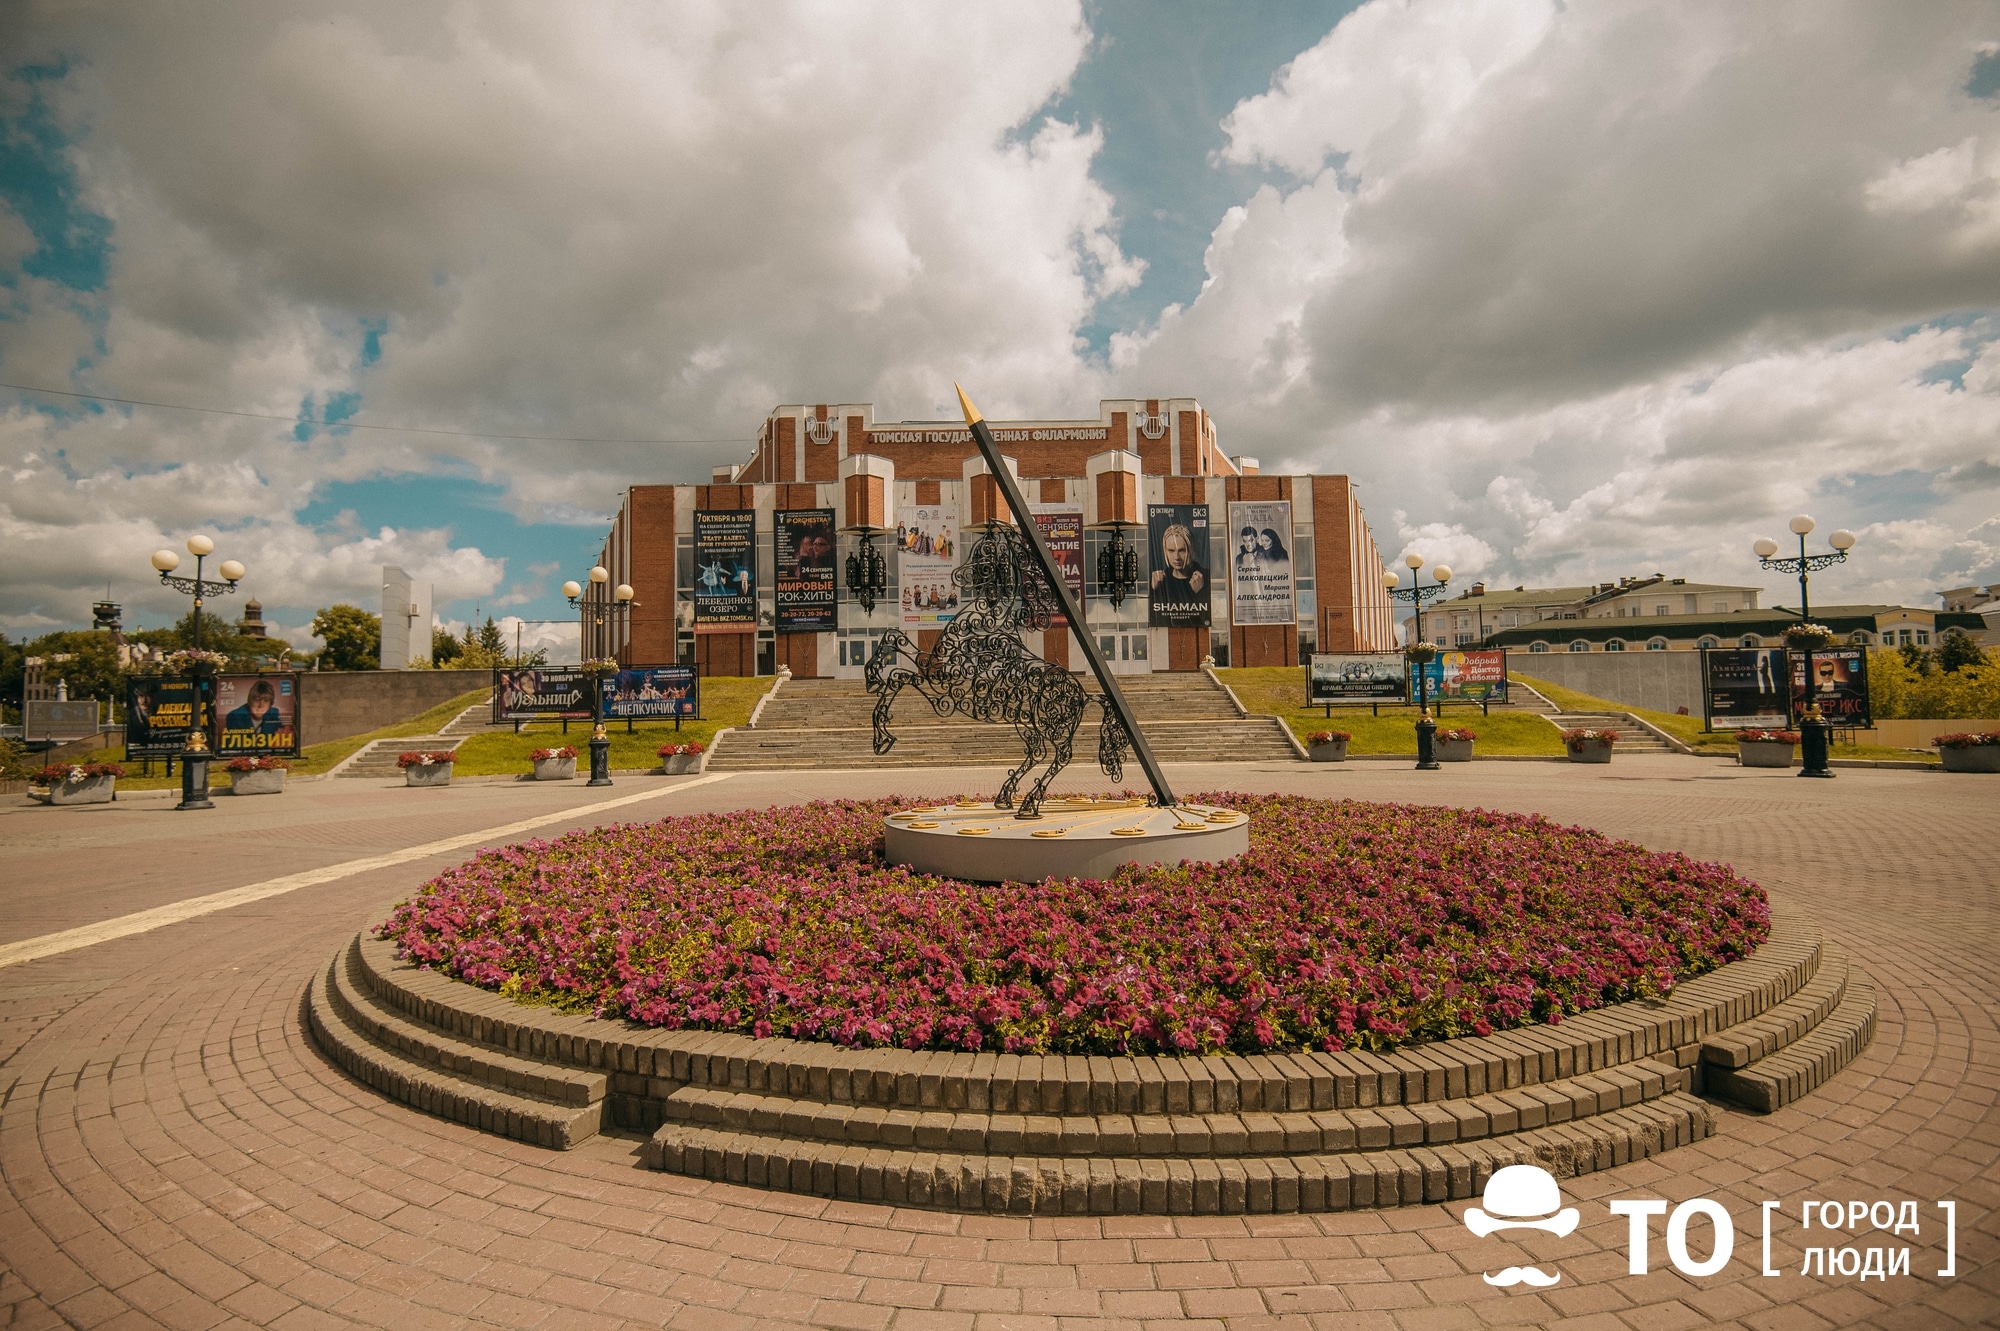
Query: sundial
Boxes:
[
  {"xmin": 867, "ymin": 386, "xmax": 1252, "ymax": 883},
  {"xmin": 884, "ymin": 797, "xmax": 1250, "ymax": 883}
]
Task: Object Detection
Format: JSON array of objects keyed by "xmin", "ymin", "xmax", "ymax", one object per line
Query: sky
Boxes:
[{"xmin": 3, "ymin": 0, "xmax": 1997, "ymax": 660}]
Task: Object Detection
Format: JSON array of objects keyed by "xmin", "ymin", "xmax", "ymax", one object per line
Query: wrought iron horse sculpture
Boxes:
[{"xmin": 865, "ymin": 523, "xmax": 1132, "ymax": 818}]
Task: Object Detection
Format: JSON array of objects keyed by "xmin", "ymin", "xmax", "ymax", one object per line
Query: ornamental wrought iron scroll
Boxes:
[{"xmin": 865, "ymin": 523, "xmax": 1132, "ymax": 817}]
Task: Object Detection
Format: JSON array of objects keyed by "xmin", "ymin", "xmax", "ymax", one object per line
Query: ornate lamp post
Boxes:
[
  {"xmin": 1753, "ymin": 518, "xmax": 1856, "ymax": 780},
  {"xmin": 1094, "ymin": 528, "xmax": 1141, "ymax": 610},
  {"xmin": 150, "ymin": 535, "xmax": 246, "ymax": 811},
  {"xmin": 1384, "ymin": 554, "xmax": 1452, "ymax": 770},
  {"xmin": 1753, "ymin": 515, "xmax": 1856, "ymax": 621},
  {"xmin": 844, "ymin": 538, "xmax": 888, "ymax": 614},
  {"xmin": 564, "ymin": 568, "xmax": 634, "ymax": 786}
]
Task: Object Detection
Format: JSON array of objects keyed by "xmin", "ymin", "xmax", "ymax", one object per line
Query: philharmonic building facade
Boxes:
[{"xmin": 585, "ymin": 398, "xmax": 1397, "ymax": 678}]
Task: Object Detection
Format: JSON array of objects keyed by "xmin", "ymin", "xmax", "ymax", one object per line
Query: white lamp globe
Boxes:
[
  {"xmin": 1789, "ymin": 514, "xmax": 1816, "ymax": 536},
  {"xmin": 186, "ymin": 534, "xmax": 215, "ymax": 556},
  {"xmin": 1382, "ymin": 570, "xmax": 1400, "ymax": 590},
  {"xmin": 1753, "ymin": 537, "xmax": 1779, "ymax": 558},
  {"xmin": 1403, "ymin": 551, "xmax": 1425, "ymax": 570},
  {"xmin": 615, "ymin": 583, "xmax": 634, "ymax": 602},
  {"xmin": 1433, "ymin": 564, "xmax": 1452, "ymax": 583},
  {"xmin": 1829, "ymin": 529, "xmax": 1856, "ymax": 551},
  {"xmin": 562, "ymin": 580, "xmax": 583, "ymax": 599},
  {"xmin": 588, "ymin": 565, "xmax": 609, "ymax": 584},
  {"xmin": 218, "ymin": 559, "xmax": 245, "ymax": 581},
  {"xmin": 151, "ymin": 549, "xmax": 181, "ymax": 573}
]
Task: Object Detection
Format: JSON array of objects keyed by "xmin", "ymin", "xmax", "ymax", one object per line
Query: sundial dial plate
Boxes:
[{"xmin": 883, "ymin": 798, "xmax": 1249, "ymax": 883}]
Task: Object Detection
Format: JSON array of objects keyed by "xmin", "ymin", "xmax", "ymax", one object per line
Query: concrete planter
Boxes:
[
  {"xmin": 230, "ymin": 768, "xmax": 287, "ymax": 795},
  {"xmin": 37, "ymin": 775, "xmax": 116, "ymax": 806},
  {"xmin": 660, "ymin": 753, "xmax": 701, "ymax": 775},
  {"xmin": 532, "ymin": 757, "xmax": 577, "ymax": 781},
  {"xmin": 1737, "ymin": 740, "xmax": 1796, "ymax": 769},
  {"xmin": 1939, "ymin": 745, "xmax": 2000, "ymax": 773},
  {"xmin": 1435, "ymin": 738, "xmax": 1474, "ymax": 763},
  {"xmin": 1307, "ymin": 740, "xmax": 1349, "ymax": 763},
  {"xmin": 1566, "ymin": 740, "xmax": 1614, "ymax": 764},
  {"xmin": 404, "ymin": 762, "xmax": 453, "ymax": 787}
]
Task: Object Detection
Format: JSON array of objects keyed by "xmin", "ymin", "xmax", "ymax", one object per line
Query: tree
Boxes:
[
  {"xmin": 432, "ymin": 627, "xmax": 463, "ymax": 664},
  {"xmin": 477, "ymin": 616, "xmax": 505, "ymax": 655},
  {"xmin": 20, "ymin": 631, "xmax": 125, "ymax": 707},
  {"xmin": 1937, "ymin": 628, "xmax": 1985, "ymax": 674},
  {"xmin": 310, "ymin": 604, "xmax": 382, "ymax": 671}
]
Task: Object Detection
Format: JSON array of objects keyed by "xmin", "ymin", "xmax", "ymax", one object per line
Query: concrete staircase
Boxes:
[
  {"xmin": 335, "ymin": 699, "xmax": 494, "ymax": 778},
  {"xmin": 1544, "ymin": 710, "xmax": 1678, "ymax": 754},
  {"xmin": 709, "ymin": 673, "xmax": 1299, "ymax": 770}
]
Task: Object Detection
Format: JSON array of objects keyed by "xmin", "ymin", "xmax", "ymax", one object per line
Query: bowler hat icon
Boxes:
[{"xmin": 1464, "ymin": 1165, "xmax": 1580, "ymax": 1238}]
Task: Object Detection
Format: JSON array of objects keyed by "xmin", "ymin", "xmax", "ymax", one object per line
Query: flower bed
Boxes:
[
  {"xmin": 397, "ymin": 751, "xmax": 457, "ymax": 768},
  {"xmin": 1307, "ymin": 731, "xmax": 1351, "ymax": 745},
  {"xmin": 225, "ymin": 755, "xmax": 290, "ymax": 772},
  {"xmin": 1934, "ymin": 732, "xmax": 2000, "ymax": 748},
  {"xmin": 1736, "ymin": 729, "xmax": 1800, "ymax": 744},
  {"xmin": 658, "ymin": 741, "xmax": 706, "ymax": 774},
  {"xmin": 34, "ymin": 761, "xmax": 126, "ymax": 785},
  {"xmin": 378, "ymin": 794, "xmax": 1770, "ymax": 1056},
  {"xmin": 529, "ymin": 747, "xmax": 578, "ymax": 762}
]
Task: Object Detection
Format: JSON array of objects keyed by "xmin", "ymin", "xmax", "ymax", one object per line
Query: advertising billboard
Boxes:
[
  {"xmin": 1701, "ymin": 648, "xmax": 1791, "ymax": 729},
  {"xmin": 124, "ymin": 677, "xmax": 209, "ymax": 756},
  {"xmin": 213, "ymin": 673, "xmax": 300, "ymax": 756},
  {"xmin": 1147, "ymin": 503, "xmax": 1211, "ymax": 628},
  {"xmin": 1790, "ymin": 647, "xmax": 1871, "ymax": 728},
  {"xmin": 493, "ymin": 667, "xmax": 593, "ymax": 722},
  {"xmin": 1028, "ymin": 511, "xmax": 1084, "ymax": 627},
  {"xmin": 899, "ymin": 504, "xmax": 959, "ymax": 627},
  {"xmin": 601, "ymin": 666, "xmax": 699, "ymax": 720},
  {"xmin": 1408, "ymin": 650, "xmax": 1510, "ymax": 701},
  {"xmin": 22, "ymin": 699, "xmax": 99, "ymax": 741},
  {"xmin": 693, "ymin": 510, "xmax": 757, "ymax": 632},
  {"xmin": 1310, "ymin": 653, "xmax": 1408, "ymax": 701},
  {"xmin": 1227, "ymin": 500, "xmax": 1296, "ymax": 626},
  {"xmin": 774, "ymin": 508, "xmax": 837, "ymax": 633}
]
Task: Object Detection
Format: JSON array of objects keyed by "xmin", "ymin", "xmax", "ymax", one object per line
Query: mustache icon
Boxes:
[{"xmin": 1482, "ymin": 1266, "xmax": 1561, "ymax": 1288}]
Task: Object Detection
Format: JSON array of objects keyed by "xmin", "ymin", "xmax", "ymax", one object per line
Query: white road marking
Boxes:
[{"xmin": 0, "ymin": 773, "xmax": 736, "ymax": 969}]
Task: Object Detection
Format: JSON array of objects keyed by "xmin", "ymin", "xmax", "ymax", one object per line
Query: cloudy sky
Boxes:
[{"xmin": 4, "ymin": 0, "xmax": 1997, "ymax": 656}]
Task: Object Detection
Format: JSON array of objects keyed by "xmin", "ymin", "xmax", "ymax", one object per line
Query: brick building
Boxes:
[{"xmin": 585, "ymin": 398, "xmax": 1396, "ymax": 677}]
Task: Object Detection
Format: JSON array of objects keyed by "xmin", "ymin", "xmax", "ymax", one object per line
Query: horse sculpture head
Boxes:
[{"xmin": 956, "ymin": 523, "xmax": 1057, "ymax": 632}]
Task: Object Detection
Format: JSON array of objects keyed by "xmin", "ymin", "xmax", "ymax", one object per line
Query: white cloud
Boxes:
[{"xmin": 1114, "ymin": 0, "xmax": 2000, "ymax": 603}]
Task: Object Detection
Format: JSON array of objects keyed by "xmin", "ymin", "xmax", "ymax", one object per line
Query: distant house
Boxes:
[
  {"xmin": 1402, "ymin": 574, "xmax": 1763, "ymax": 648},
  {"xmin": 1479, "ymin": 603, "xmax": 1986, "ymax": 654}
]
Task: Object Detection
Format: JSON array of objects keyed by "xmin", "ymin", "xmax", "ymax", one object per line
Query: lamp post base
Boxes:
[
  {"xmin": 587, "ymin": 734, "xmax": 613, "ymax": 787},
  {"xmin": 1414, "ymin": 714, "xmax": 1440, "ymax": 771},
  {"xmin": 1798, "ymin": 714, "xmax": 1835, "ymax": 779},
  {"xmin": 177, "ymin": 752, "xmax": 214, "ymax": 810}
]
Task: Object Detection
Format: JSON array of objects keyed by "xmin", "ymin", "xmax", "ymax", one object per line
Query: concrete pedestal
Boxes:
[{"xmin": 884, "ymin": 797, "xmax": 1250, "ymax": 884}]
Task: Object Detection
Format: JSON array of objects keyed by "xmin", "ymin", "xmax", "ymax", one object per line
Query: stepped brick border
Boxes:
[{"xmin": 308, "ymin": 906, "xmax": 1876, "ymax": 1214}]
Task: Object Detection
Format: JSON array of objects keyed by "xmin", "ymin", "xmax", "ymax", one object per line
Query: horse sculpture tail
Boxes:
[{"xmin": 1095, "ymin": 695, "xmax": 1131, "ymax": 784}]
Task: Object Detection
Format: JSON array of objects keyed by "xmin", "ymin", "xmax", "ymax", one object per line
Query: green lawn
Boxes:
[
  {"xmin": 1509, "ymin": 672, "xmax": 1938, "ymax": 765},
  {"xmin": 448, "ymin": 676, "xmax": 773, "ymax": 776},
  {"xmin": 75, "ymin": 687, "xmax": 496, "ymax": 790},
  {"xmin": 1215, "ymin": 666, "xmax": 1565, "ymax": 756}
]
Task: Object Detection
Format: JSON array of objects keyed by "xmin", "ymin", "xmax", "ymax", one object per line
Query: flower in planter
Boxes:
[
  {"xmin": 1781, "ymin": 622, "xmax": 1836, "ymax": 649},
  {"xmin": 580, "ymin": 657, "xmax": 621, "ymax": 674},
  {"xmin": 1561, "ymin": 728, "xmax": 1618, "ymax": 745},
  {"xmin": 530, "ymin": 746, "xmax": 578, "ymax": 762},
  {"xmin": 224, "ymin": 756, "xmax": 290, "ymax": 772},
  {"xmin": 1403, "ymin": 641, "xmax": 1441, "ymax": 664},
  {"xmin": 1736, "ymin": 729, "xmax": 1800, "ymax": 744},
  {"xmin": 396, "ymin": 750, "xmax": 458, "ymax": 768},
  {"xmin": 1436, "ymin": 727, "xmax": 1478, "ymax": 742},
  {"xmin": 657, "ymin": 741, "xmax": 707, "ymax": 757},
  {"xmin": 377, "ymin": 793, "xmax": 1771, "ymax": 1056},
  {"xmin": 33, "ymin": 761, "xmax": 125, "ymax": 786},
  {"xmin": 1934, "ymin": 732, "xmax": 2000, "ymax": 748},
  {"xmin": 160, "ymin": 648, "xmax": 231, "ymax": 674},
  {"xmin": 1308, "ymin": 731, "xmax": 1352, "ymax": 745}
]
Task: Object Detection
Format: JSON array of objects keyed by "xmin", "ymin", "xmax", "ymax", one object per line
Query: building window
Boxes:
[
  {"xmin": 1849, "ymin": 631, "xmax": 1871, "ymax": 645},
  {"xmin": 1698, "ymin": 637, "xmax": 1720, "ymax": 650},
  {"xmin": 1530, "ymin": 641, "xmax": 1550, "ymax": 653},
  {"xmin": 1605, "ymin": 639, "xmax": 1625, "ymax": 651},
  {"xmin": 1916, "ymin": 630, "xmax": 1930, "ymax": 645},
  {"xmin": 1647, "ymin": 638, "xmax": 1668, "ymax": 650},
  {"xmin": 1714, "ymin": 601, "xmax": 1730, "ymax": 613},
  {"xmin": 1738, "ymin": 635, "xmax": 1760, "ymax": 648},
  {"xmin": 1569, "ymin": 640, "xmax": 1590, "ymax": 652},
  {"xmin": 1655, "ymin": 604, "xmax": 1669, "ymax": 615},
  {"xmin": 1455, "ymin": 632, "xmax": 1474, "ymax": 645}
]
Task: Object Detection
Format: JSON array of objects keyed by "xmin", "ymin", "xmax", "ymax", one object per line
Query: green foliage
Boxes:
[
  {"xmin": 1937, "ymin": 628, "xmax": 1986, "ymax": 674},
  {"xmin": 0, "ymin": 737, "xmax": 30, "ymax": 781},
  {"xmin": 19, "ymin": 631, "xmax": 125, "ymax": 705},
  {"xmin": 432, "ymin": 627, "xmax": 463, "ymax": 663},
  {"xmin": 310, "ymin": 604, "xmax": 382, "ymax": 671},
  {"xmin": 476, "ymin": 616, "xmax": 506, "ymax": 655},
  {"xmin": 449, "ymin": 617, "xmax": 546, "ymax": 669},
  {"xmin": 0, "ymin": 634, "xmax": 24, "ymax": 709},
  {"xmin": 1867, "ymin": 646, "xmax": 2000, "ymax": 720}
]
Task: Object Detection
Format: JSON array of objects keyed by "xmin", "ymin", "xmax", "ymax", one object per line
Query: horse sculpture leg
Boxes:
[
  {"xmin": 866, "ymin": 631, "xmax": 920, "ymax": 756},
  {"xmin": 996, "ymin": 727, "xmax": 1042, "ymax": 811},
  {"xmin": 1013, "ymin": 668, "xmax": 1084, "ymax": 819}
]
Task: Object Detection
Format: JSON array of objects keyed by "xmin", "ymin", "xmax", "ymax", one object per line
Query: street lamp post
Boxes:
[
  {"xmin": 1753, "ymin": 517, "xmax": 1857, "ymax": 780},
  {"xmin": 564, "ymin": 568, "xmax": 635, "ymax": 787},
  {"xmin": 150, "ymin": 536, "xmax": 246, "ymax": 811},
  {"xmin": 1753, "ymin": 515, "xmax": 1856, "ymax": 622},
  {"xmin": 1384, "ymin": 554, "xmax": 1452, "ymax": 770}
]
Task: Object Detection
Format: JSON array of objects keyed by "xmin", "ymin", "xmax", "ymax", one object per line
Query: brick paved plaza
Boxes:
[{"xmin": 2, "ymin": 757, "xmax": 1994, "ymax": 1330}]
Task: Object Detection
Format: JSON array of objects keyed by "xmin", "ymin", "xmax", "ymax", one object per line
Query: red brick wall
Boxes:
[
  {"xmin": 805, "ymin": 409, "xmax": 838, "ymax": 482},
  {"xmin": 1313, "ymin": 476, "xmax": 1356, "ymax": 652},
  {"xmin": 1138, "ymin": 402, "xmax": 1170, "ymax": 477},
  {"xmin": 627, "ymin": 485, "xmax": 676, "ymax": 665},
  {"xmin": 693, "ymin": 484, "xmax": 754, "ymax": 674}
]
